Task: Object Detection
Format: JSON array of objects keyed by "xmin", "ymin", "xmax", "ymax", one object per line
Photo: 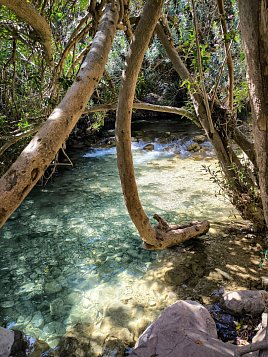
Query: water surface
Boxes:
[{"xmin": 0, "ymin": 126, "xmax": 238, "ymax": 346}]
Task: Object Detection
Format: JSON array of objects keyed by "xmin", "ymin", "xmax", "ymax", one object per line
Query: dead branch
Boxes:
[{"xmin": 87, "ymin": 101, "xmax": 198, "ymax": 123}]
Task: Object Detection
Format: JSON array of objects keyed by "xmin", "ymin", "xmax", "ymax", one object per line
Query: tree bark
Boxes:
[
  {"xmin": 115, "ymin": 0, "xmax": 209, "ymax": 249},
  {"xmin": 238, "ymin": 0, "xmax": 268, "ymax": 229},
  {"xmin": 0, "ymin": 0, "xmax": 54, "ymax": 64},
  {"xmin": 0, "ymin": 4, "xmax": 119, "ymax": 228}
]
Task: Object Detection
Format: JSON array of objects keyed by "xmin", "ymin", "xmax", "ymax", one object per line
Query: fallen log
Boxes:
[{"xmin": 143, "ymin": 215, "xmax": 210, "ymax": 250}]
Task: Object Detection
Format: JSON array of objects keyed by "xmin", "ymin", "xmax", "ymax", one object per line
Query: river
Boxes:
[{"xmin": 0, "ymin": 118, "xmax": 239, "ymax": 350}]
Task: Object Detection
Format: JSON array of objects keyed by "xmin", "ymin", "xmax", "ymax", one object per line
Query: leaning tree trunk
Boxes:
[
  {"xmin": 0, "ymin": 3, "xmax": 119, "ymax": 228},
  {"xmin": 115, "ymin": 0, "xmax": 209, "ymax": 250},
  {"xmin": 238, "ymin": 0, "xmax": 268, "ymax": 230}
]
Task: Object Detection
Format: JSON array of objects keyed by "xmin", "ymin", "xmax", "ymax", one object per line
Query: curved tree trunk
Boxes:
[
  {"xmin": 0, "ymin": 0, "xmax": 54, "ymax": 64},
  {"xmin": 0, "ymin": 3, "xmax": 119, "ymax": 228},
  {"xmin": 115, "ymin": 0, "xmax": 209, "ymax": 249}
]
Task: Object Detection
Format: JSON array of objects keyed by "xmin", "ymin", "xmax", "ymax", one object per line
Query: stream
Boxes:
[{"xmin": 0, "ymin": 118, "xmax": 239, "ymax": 350}]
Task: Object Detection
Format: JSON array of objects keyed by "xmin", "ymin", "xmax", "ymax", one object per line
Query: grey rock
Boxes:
[
  {"xmin": 220, "ymin": 290, "xmax": 268, "ymax": 316},
  {"xmin": 0, "ymin": 327, "xmax": 14, "ymax": 357},
  {"xmin": 129, "ymin": 300, "xmax": 237, "ymax": 357}
]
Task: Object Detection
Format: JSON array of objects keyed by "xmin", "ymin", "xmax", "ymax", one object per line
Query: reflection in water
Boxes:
[{"xmin": 0, "ymin": 138, "xmax": 237, "ymax": 347}]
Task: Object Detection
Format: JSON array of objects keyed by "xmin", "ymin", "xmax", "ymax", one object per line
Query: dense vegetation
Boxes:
[{"xmin": 0, "ymin": 0, "xmax": 267, "ymax": 248}]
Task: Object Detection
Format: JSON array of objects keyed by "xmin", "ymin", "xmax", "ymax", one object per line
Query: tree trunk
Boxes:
[
  {"xmin": 238, "ymin": 0, "xmax": 268, "ymax": 230},
  {"xmin": 115, "ymin": 0, "xmax": 209, "ymax": 249},
  {"xmin": 0, "ymin": 3, "xmax": 119, "ymax": 228}
]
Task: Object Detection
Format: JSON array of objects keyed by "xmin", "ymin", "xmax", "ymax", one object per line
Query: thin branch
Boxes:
[
  {"xmin": 210, "ymin": 40, "xmax": 233, "ymax": 111},
  {"xmin": 191, "ymin": 0, "xmax": 214, "ymax": 134},
  {"xmin": 0, "ymin": 126, "xmax": 41, "ymax": 156},
  {"xmin": 217, "ymin": 0, "xmax": 234, "ymax": 111}
]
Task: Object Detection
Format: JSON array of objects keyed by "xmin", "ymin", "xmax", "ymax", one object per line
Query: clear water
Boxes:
[{"xmin": 0, "ymin": 127, "xmax": 238, "ymax": 347}]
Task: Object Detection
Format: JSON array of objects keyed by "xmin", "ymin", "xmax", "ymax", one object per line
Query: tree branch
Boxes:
[
  {"xmin": 191, "ymin": 0, "xmax": 214, "ymax": 134},
  {"xmin": 0, "ymin": 127, "xmax": 41, "ymax": 157},
  {"xmin": 87, "ymin": 101, "xmax": 198, "ymax": 123},
  {"xmin": 0, "ymin": 0, "xmax": 54, "ymax": 64}
]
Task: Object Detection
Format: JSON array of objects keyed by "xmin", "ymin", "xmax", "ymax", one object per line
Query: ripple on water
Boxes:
[{"xmin": 0, "ymin": 138, "xmax": 238, "ymax": 346}]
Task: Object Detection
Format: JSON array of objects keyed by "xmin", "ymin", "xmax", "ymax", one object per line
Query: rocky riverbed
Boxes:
[{"xmin": 0, "ymin": 117, "xmax": 266, "ymax": 356}]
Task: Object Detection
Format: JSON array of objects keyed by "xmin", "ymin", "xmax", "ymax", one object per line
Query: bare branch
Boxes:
[
  {"xmin": 217, "ymin": 0, "xmax": 234, "ymax": 111},
  {"xmin": 87, "ymin": 101, "xmax": 198, "ymax": 123},
  {"xmin": 191, "ymin": 0, "xmax": 214, "ymax": 133}
]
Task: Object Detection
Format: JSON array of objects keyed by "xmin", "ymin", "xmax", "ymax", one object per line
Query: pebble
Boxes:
[
  {"xmin": 148, "ymin": 300, "xmax": 156, "ymax": 307},
  {"xmin": 1, "ymin": 300, "xmax": 15, "ymax": 308}
]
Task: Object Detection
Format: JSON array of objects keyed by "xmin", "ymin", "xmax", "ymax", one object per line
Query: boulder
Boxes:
[
  {"xmin": 142, "ymin": 143, "xmax": 154, "ymax": 151},
  {"xmin": 128, "ymin": 300, "xmax": 238, "ymax": 357},
  {"xmin": 0, "ymin": 328, "xmax": 27, "ymax": 357},
  {"xmin": 220, "ymin": 290, "xmax": 268, "ymax": 316},
  {"xmin": 0, "ymin": 327, "xmax": 14, "ymax": 357}
]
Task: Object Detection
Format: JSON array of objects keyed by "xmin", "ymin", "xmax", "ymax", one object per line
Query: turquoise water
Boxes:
[{"xmin": 0, "ymin": 130, "xmax": 238, "ymax": 347}]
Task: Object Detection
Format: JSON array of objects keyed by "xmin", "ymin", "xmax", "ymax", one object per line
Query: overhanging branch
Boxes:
[
  {"xmin": 0, "ymin": 0, "xmax": 54, "ymax": 64},
  {"xmin": 87, "ymin": 101, "xmax": 198, "ymax": 123}
]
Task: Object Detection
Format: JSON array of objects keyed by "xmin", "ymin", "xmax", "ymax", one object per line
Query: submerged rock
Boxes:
[
  {"xmin": 50, "ymin": 298, "xmax": 65, "ymax": 317},
  {"xmin": 31, "ymin": 312, "xmax": 44, "ymax": 328},
  {"xmin": 44, "ymin": 281, "xmax": 62, "ymax": 294}
]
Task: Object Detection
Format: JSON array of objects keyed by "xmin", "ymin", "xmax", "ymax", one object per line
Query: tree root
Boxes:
[{"xmin": 143, "ymin": 215, "xmax": 210, "ymax": 250}]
